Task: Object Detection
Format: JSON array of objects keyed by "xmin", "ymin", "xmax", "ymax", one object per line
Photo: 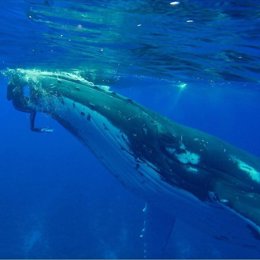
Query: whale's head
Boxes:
[
  {"xmin": 4, "ymin": 69, "xmax": 96, "ymax": 115},
  {"xmin": 6, "ymin": 70, "xmax": 37, "ymax": 113}
]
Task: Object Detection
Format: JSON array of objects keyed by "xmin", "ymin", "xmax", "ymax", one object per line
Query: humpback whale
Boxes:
[{"xmin": 4, "ymin": 69, "xmax": 260, "ymax": 254}]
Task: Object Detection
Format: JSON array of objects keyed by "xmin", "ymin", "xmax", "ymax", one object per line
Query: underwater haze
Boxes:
[{"xmin": 0, "ymin": 0, "xmax": 260, "ymax": 258}]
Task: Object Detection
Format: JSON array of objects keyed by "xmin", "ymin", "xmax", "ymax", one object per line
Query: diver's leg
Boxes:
[{"xmin": 30, "ymin": 112, "xmax": 53, "ymax": 133}]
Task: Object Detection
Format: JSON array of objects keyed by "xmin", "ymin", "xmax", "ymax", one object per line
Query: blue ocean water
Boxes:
[{"xmin": 0, "ymin": 0, "xmax": 260, "ymax": 258}]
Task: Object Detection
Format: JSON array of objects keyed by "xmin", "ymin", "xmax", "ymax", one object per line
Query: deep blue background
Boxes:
[{"xmin": 0, "ymin": 0, "xmax": 260, "ymax": 258}]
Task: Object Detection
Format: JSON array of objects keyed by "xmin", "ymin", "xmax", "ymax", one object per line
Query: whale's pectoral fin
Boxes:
[{"xmin": 30, "ymin": 112, "xmax": 53, "ymax": 133}]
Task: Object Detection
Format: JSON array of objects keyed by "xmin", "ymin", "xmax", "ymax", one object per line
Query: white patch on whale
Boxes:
[
  {"xmin": 180, "ymin": 142, "xmax": 186, "ymax": 150},
  {"xmin": 231, "ymin": 156, "xmax": 260, "ymax": 183},
  {"xmin": 175, "ymin": 151, "xmax": 200, "ymax": 165},
  {"xmin": 165, "ymin": 147, "xmax": 176, "ymax": 154},
  {"xmin": 186, "ymin": 166, "xmax": 199, "ymax": 173}
]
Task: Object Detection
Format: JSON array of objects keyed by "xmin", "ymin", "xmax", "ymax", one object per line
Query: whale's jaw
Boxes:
[{"xmin": 5, "ymin": 69, "xmax": 260, "ymax": 253}]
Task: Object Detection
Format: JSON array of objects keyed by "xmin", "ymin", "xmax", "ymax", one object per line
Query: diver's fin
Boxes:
[
  {"xmin": 30, "ymin": 112, "xmax": 53, "ymax": 133},
  {"xmin": 141, "ymin": 204, "xmax": 176, "ymax": 258}
]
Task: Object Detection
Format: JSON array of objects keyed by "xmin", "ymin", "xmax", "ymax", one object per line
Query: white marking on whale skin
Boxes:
[
  {"xmin": 231, "ymin": 156, "xmax": 260, "ymax": 183},
  {"xmin": 186, "ymin": 166, "xmax": 199, "ymax": 173},
  {"xmin": 180, "ymin": 142, "xmax": 186, "ymax": 150},
  {"xmin": 97, "ymin": 85, "xmax": 111, "ymax": 92},
  {"xmin": 165, "ymin": 147, "xmax": 176, "ymax": 154},
  {"xmin": 175, "ymin": 151, "xmax": 200, "ymax": 165},
  {"xmin": 220, "ymin": 198, "xmax": 229, "ymax": 204}
]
